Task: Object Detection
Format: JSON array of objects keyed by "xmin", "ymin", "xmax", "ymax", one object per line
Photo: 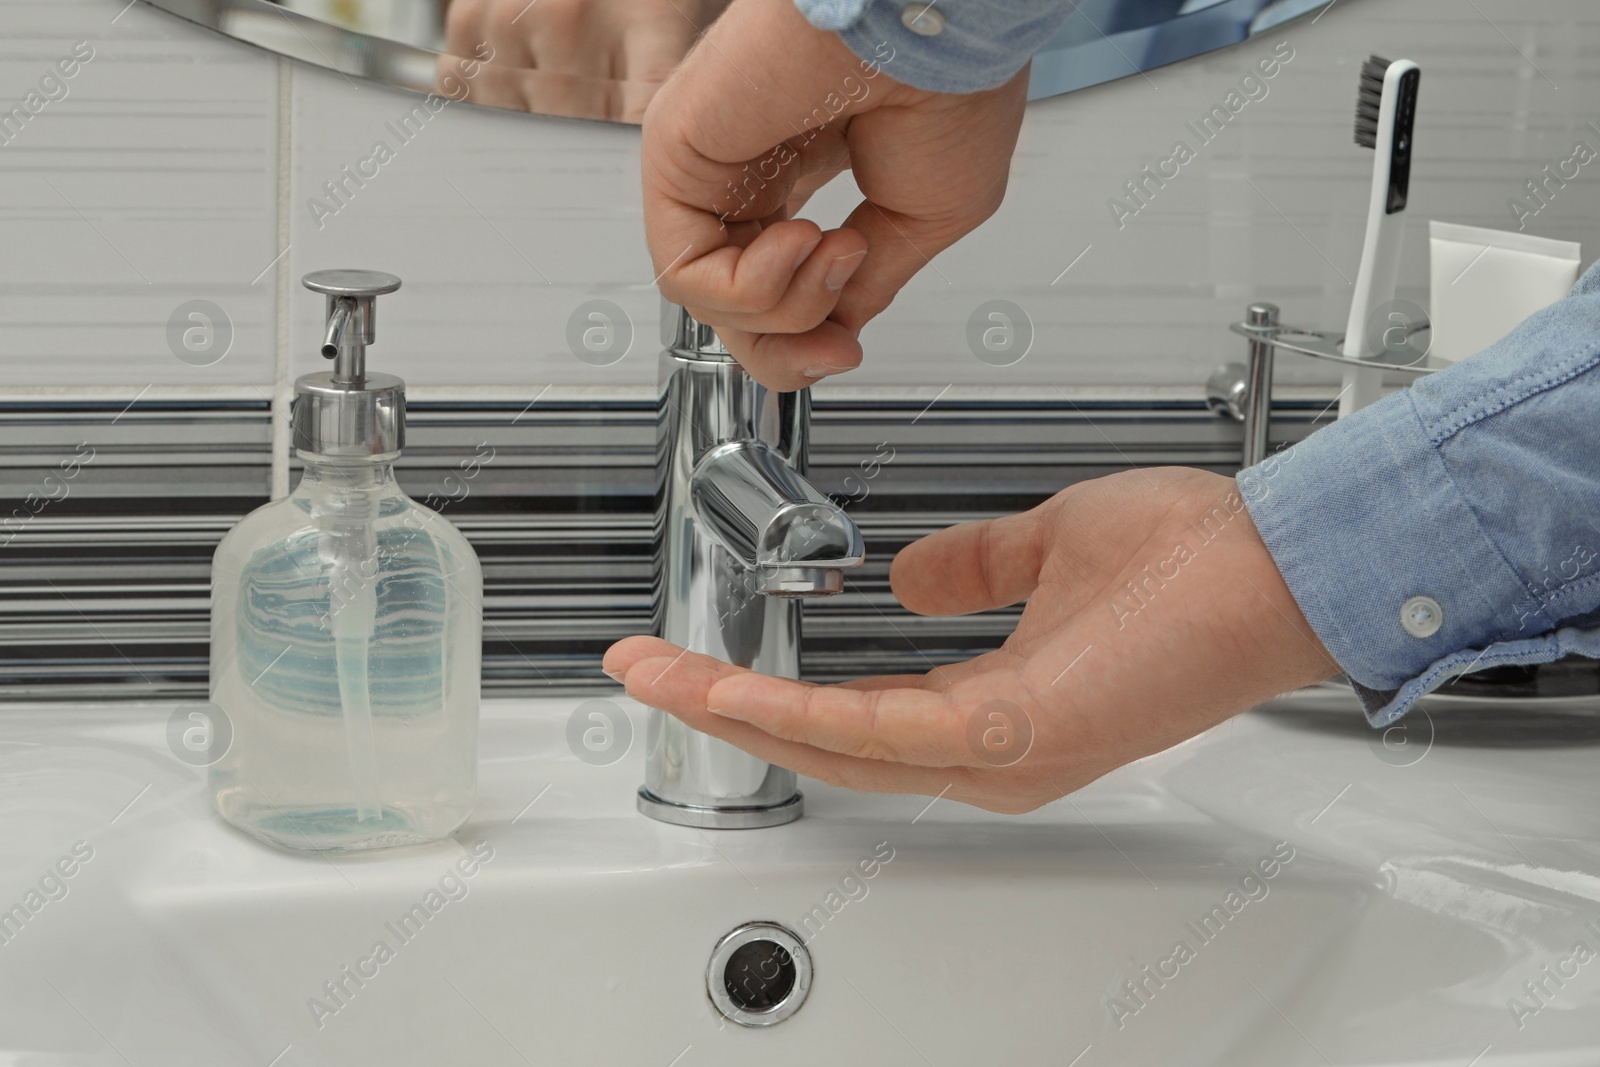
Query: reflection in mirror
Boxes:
[
  {"xmin": 441, "ymin": 0, "xmax": 724, "ymax": 120},
  {"xmin": 276, "ymin": 0, "xmax": 444, "ymax": 46},
  {"xmin": 140, "ymin": 0, "xmax": 1331, "ymax": 124},
  {"xmin": 1026, "ymin": 0, "xmax": 1331, "ymax": 99}
]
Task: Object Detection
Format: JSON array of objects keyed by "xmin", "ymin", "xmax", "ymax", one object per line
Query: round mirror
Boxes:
[{"xmin": 137, "ymin": 0, "xmax": 1333, "ymax": 124}]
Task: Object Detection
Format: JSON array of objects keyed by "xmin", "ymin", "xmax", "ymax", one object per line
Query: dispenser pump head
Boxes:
[
  {"xmin": 304, "ymin": 269, "xmax": 402, "ymax": 384},
  {"xmin": 293, "ymin": 270, "xmax": 406, "ymax": 458}
]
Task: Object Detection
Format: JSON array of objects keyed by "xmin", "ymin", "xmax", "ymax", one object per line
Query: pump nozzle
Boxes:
[
  {"xmin": 294, "ymin": 270, "xmax": 407, "ymax": 457},
  {"xmin": 322, "ymin": 297, "xmax": 354, "ymax": 361}
]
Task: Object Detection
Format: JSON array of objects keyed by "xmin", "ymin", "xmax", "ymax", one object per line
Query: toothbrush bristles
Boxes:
[{"xmin": 1354, "ymin": 54, "xmax": 1390, "ymax": 149}]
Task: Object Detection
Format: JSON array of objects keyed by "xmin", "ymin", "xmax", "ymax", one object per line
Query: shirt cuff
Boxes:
[
  {"xmin": 1236, "ymin": 388, "xmax": 1587, "ymax": 727},
  {"xmin": 793, "ymin": 0, "xmax": 1070, "ymax": 94}
]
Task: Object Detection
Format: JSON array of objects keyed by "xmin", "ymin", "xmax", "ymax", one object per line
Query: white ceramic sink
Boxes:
[{"xmin": 1, "ymin": 691, "xmax": 1597, "ymax": 1065}]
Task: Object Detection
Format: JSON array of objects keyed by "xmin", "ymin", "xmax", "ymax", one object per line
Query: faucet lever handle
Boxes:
[{"xmin": 662, "ymin": 301, "xmax": 730, "ymax": 358}]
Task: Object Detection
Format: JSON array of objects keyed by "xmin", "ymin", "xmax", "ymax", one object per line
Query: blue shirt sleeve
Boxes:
[
  {"xmin": 793, "ymin": 0, "xmax": 1070, "ymax": 93},
  {"xmin": 1240, "ymin": 259, "xmax": 1600, "ymax": 726}
]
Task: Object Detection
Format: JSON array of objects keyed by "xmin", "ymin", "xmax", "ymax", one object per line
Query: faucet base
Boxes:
[{"xmin": 636, "ymin": 789, "xmax": 803, "ymax": 829}]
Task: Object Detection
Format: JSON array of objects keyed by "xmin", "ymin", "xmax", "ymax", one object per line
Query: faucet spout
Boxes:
[{"xmin": 690, "ymin": 442, "xmax": 864, "ymax": 597}]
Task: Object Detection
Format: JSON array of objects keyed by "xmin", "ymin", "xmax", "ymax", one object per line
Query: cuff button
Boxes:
[
  {"xmin": 1401, "ymin": 595, "xmax": 1443, "ymax": 638},
  {"xmin": 900, "ymin": 4, "xmax": 945, "ymax": 35}
]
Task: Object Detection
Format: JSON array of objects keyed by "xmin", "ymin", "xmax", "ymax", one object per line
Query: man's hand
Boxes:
[
  {"xmin": 604, "ymin": 468, "xmax": 1338, "ymax": 813},
  {"xmin": 642, "ymin": 0, "xmax": 1029, "ymax": 389}
]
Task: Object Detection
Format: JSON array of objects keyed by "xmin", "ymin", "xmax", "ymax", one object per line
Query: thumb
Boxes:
[{"xmin": 890, "ymin": 505, "xmax": 1050, "ymax": 616}]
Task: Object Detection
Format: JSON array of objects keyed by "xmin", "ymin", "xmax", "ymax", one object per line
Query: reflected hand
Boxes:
[
  {"xmin": 604, "ymin": 469, "xmax": 1336, "ymax": 813},
  {"xmin": 641, "ymin": 0, "xmax": 1028, "ymax": 389},
  {"xmin": 444, "ymin": 0, "xmax": 713, "ymax": 120}
]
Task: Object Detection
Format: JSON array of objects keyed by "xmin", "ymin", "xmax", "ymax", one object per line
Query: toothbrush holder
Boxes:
[{"xmin": 1208, "ymin": 302, "xmax": 1449, "ymax": 468}]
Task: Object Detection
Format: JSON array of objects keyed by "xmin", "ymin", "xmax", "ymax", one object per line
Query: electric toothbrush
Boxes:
[{"xmin": 1340, "ymin": 55, "xmax": 1421, "ymax": 418}]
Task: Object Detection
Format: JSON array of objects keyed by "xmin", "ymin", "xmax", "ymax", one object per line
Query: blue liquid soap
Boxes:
[{"xmin": 209, "ymin": 455, "xmax": 481, "ymax": 852}]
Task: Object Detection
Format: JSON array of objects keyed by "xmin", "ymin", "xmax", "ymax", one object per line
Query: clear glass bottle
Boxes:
[{"xmin": 209, "ymin": 271, "xmax": 482, "ymax": 852}]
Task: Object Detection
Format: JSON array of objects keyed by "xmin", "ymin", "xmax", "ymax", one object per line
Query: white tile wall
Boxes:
[
  {"xmin": 287, "ymin": 64, "xmax": 656, "ymax": 391},
  {"xmin": 0, "ymin": 0, "xmax": 279, "ymax": 392},
  {"xmin": 2, "ymin": 0, "xmax": 1598, "ymax": 396}
]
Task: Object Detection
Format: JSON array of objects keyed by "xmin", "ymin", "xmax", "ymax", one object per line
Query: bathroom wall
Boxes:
[
  {"xmin": 4, "ymin": 0, "xmax": 1600, "ymax": 400},
  {"xmin": 6, "ymin": 0, "xmax": 1598, "ymax": 696}
]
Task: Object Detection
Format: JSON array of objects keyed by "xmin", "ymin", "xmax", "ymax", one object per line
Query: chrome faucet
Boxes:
[{"xmin": 637, "ymin": 305, "xmax": 865, "ymax": 829}]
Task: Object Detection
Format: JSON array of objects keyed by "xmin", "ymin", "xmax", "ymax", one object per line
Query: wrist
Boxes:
[{"xmin": 1233, "ymin": 508, "xmax": 1340, "ymax": 694}]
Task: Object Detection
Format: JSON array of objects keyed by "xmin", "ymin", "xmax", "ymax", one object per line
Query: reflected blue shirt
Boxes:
[
  {"xmin": 793, "ymin": 0, "xmax": 1071, "ymax": 92},
  {"xmin": 1240, "ymin": 260, "xmax": 1600, "ymax": 725}
]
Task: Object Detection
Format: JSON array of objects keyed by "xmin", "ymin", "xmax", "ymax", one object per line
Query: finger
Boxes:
[
  {"xmin": 643, "ymin": 104, "xmax": 818, "ymax": 314},
  {"xmin": 523, "ymin": 19, "xmax": 613, "ymax": 120},
  {"xmin": 602, "ymin": 634, "xmax": 686, "ymax": 680},
  {"xmin": 680, "ymin": 134, "xmax": 856, "ymax": 329},
  {"xmin": 710, "ymin": 317, "xmax": 864, "ymax": 392},
  {"xmin": 621, "ymin": 650, "xmax": 746, "ymax": 709},
  {"xmin": 707, "ymin": 229, "xmax": 868, "ymax": 337},
  {"xmin": 439, "ymin": 1, "xmax": 532, "ymax": 113},
  {"xmin": 891, "ymin": 504, "xmax": 1052, "ymax": 616},
  {"xmin": 468, "ymin": 0, "xmax": 536, "ymax": 70},
  {"xmin": 670, "ymin": 696, "xmax": 974, "ymax": 800},
  {"xmin": 618, "ymin": 649, "xmax": 975, "ymax": 766},
  {"xmin": 443, "ymin": 0, "xmax": 499, "ymax": 63},
  {"xmin": 530, "ymin": 70, "xmax": 613, "ymax": 123},
  {"xmin": 655, "ymin": 218, "xmax": 828, "ymax": 316},
  {"xmin": 452, "ymin": 61, "xmax": 538, "ymax": 112},
  {"xmin": 609, "ymin": 641, "xmax": 827, "ymax": 700},
  {"xmin": 703, "ymin": 671, "xmax": 978, "ymax": 768},
  {"xmin": 606, "ymin": 636, "xmax": 930, "ymax": 693},
  {"xmin": 604, "ymin": 636, "xmax": 804, "ymax": 690},
  {"xmin": 624, "ymin": 655, "xmax": 976, "ymax": 798},
  {"xmin": 835, "ymin": 673, "xmax": 930, "ymax": 691},
  {"xmin": 609, "ymin": 637, "xmax": 943, "ymax": 694}
]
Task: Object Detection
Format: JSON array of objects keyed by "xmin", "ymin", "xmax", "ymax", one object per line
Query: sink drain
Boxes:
[{"xmin": 707, "ymin": 922, "xmax": 812, "ymax": 1027}]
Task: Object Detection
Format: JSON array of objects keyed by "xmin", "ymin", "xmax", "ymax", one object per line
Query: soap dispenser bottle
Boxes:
[{"xmin": 209, "ymin": 270, "xmax": 482, "ymax": 852}]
